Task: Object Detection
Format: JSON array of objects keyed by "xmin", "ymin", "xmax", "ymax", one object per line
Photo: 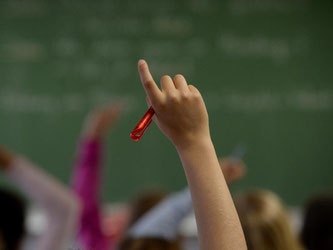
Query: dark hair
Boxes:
[
  {"xmin": 119, "ymin": 237, "xmax": 181, "ymax": 250},
  {"xmin": 119, "ymin": 190, "xmax": 172, "ymax": 250},
  {"xmin": 0, "ymin": 188, "xmax": 26, "ymax": 250},
  {"xmin": 127, "ymin": 190, "xmax": 168, "ymax": 227},
  {"xmin": 301, "ymin": 193, "xmax": 333, "ymax": 250}
]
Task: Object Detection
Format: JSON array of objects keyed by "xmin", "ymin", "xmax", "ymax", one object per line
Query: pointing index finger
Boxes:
[{"xmin": 138, "ymin": 60, "xmax": 162, "ymax": 104}]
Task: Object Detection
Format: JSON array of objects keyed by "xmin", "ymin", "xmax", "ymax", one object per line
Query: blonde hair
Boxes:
[{"xmin": 234, "ymin": 190, "xmax": 303, "ymax": 250}]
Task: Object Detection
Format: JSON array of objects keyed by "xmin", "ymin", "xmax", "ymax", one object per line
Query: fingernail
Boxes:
[{"xmin": 138, "ymin": 59, "xmax": 145, "ymax": 65}]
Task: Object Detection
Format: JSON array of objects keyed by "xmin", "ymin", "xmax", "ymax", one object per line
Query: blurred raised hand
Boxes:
[
  {"xmin": 219, "ymin": 157, "xmax": 246, "ymax": 184},
  {"xmin": 82, "ymin": 105, "xmax": 121, "ymax": 140}
]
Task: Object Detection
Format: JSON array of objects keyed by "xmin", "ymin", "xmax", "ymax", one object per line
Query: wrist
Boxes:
[{"xmin": 175, "ymin": 134, "xmax": 213, "ymax": 155}]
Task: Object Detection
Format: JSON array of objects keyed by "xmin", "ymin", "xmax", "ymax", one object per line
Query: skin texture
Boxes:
[{"xmin": 137, "ymin": 59, "xmax": 247, "ymax": 250}]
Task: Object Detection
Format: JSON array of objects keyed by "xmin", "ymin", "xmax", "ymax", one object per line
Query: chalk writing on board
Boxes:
[
  {"xmin": 217, "ymin": 33, "xmax": 309, "ymax": 62},
  {"xmin": 205, "ymin": 90, "xmax": 333, "ymax": 112},
  {"xmin": 0, "ymin": 90, "xmax": 136, "ymax": 114},
  {"xmin": 1, "ymin": 41, "xmax": 45, "ymax": 62},
  {"xmin": 1, "ymin": 89, "xmax": 331, "ymax": 114},
  {"xmin": 228, "ymin": 0, "xmax": 309, "ymax": 15}
]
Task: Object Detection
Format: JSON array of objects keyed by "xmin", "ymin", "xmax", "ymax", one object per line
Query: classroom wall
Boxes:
[{"xmin": 0, "ymin": 0, "xmax": 332, "ymax": 205}]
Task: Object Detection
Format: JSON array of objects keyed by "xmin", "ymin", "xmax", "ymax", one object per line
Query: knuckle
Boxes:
[
  {"xmin": 168, "ymin": 93, "xmax": 179, "ymax": 103},
  {"xmin": 193, "ymin": 92, "xmax": 202, "ymax": 100},
  {"xmin": 144, "ymin": 80, "xmax": 154, "ymax": 89},
  {"xmin": 180, "ymin": 92, "xmax": 190, "ymax": 100}
]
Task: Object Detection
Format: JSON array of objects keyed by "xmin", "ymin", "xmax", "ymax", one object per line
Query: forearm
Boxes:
[
  {"xmin": 71, "ymin": 138, "xmax": 102, "ymax": 202},
  {"xmin": 176, "ymin": 138, "xmax": 246, "ymax": 250},
  {"xmin": 6, "ymin": 157, "xmax": 80, "ymax": 250},
  {"xmin": 135, "ymin": 60, "xmax": 246, "ymax": 249},
  {"xmin": 71, "ymin": 137, "xmax": 108, "ymax": 249}
]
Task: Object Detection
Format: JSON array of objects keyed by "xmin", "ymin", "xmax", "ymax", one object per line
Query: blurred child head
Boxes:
[
  {"xmin": 127, "ymin": 189, "xmax": 168, "ymax": 227},
  {"xmin": 234, "ymin": 190, "xmax": 302, "ymax": 250},
  {"xmin": 108, "ymin": 189, "xmax": 168, "ymax": 245},
  {"xmin": 301, "ymin": 193, "xmax": 333, "ymax": 250},
  {"xmin": 119, "ymin": 189, "xmax": 183, "ymax": 250},
  {"xmin": 119, "ymin": 238, "xmax": 181, "ymax": 250},
  {"xmin": 0, "ymin": 189, "xmax": 26, "ymax": 250}
]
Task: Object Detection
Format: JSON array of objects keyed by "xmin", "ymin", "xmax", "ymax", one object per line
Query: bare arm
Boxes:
[
  {"xmin": 177, "ymin": 141, "xmax": 246, "ymax": 250},
  {"xmin": 128, "ymin": 157, "xmax": 246, "ymax": 241},
  {"xmin": 0, "ymin": 146, "xmax": 80, "ymax": 250},
  {"xmin": 137, "ymin": 60, "xmax": 247, "ymax": 250}
]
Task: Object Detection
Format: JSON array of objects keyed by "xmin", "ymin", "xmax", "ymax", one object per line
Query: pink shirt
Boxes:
[{"xmin": 71, "ymin": 138, "xmax": 114, "ymax": 250}]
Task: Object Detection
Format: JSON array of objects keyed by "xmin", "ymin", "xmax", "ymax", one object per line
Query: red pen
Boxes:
[{"xmin": 130, "ymin": 107, "xmax": 155, "ymax": 141}]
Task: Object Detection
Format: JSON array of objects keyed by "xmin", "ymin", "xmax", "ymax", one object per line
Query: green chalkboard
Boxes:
[{"xmin": 0, "ymin": 0, "xmax": 332, "ymax": 205}]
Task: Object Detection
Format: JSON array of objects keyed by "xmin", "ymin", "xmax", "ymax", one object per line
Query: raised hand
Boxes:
[
  {"xmin": 219, "ymin": 157, "xmax": 246, "ymax": 184},
  {"xmin": 82, "ymin": 105, "xmax": 121, "ymax": 140},
  {"xmin": 137, "ymin": 60, "xmax": 247, "ymax": 250},
  {"xmin": 138, "ymin": 59, "xmax": 210, "ymax": 149}
]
